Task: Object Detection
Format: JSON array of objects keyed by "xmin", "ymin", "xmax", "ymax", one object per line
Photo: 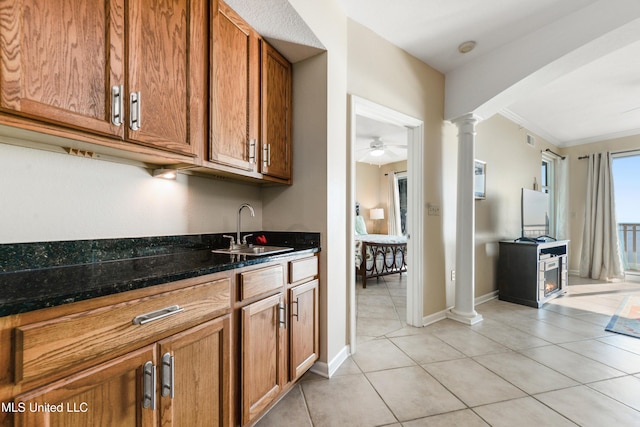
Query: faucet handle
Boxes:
[
  {"xmin": 242, "ymin": 234, "xmax": 253, "ymax": 244},
  {"xmin": 222, "ymin": 235, "xmax": 235, "ymax": 248}
]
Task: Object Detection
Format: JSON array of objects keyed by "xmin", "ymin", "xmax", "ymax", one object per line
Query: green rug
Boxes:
[{"xmin": 605, "ymin": 296, "xmax": 640, "ymax": 339}]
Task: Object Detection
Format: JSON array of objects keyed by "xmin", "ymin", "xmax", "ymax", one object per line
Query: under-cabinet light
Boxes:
[{"xmin": 153, "ymin": 168, "xmax": 178, "ymax": 180}]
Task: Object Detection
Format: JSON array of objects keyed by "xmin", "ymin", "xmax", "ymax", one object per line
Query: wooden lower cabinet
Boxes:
[
  {"xmin": 238, "ymin": 256, "xmax": 319, "ymax": 426},
  {"xmin": 13, "ymin": 317, "xmax": 230, "ymax": 427},
  {"xmin": 13, "ymin": 316, "xmax": 231, "ymax": 427},
  {"xmin": 2, "ymin": 256, "xmax": 319, "ymax": 427},
  {"xmin": 14, "ymin": 345, "xmax": 157, "ymax": 427},
  {"xmin": 159, "ymin": 316, "xmax": 231, "ymax": 427},
  {"xmin": 241, "ymin": 293, "xmax": 285, "ymax": 425},
  {"xmin": 289, "ymin": 279, "xmax": 319, "ymax": 381}
]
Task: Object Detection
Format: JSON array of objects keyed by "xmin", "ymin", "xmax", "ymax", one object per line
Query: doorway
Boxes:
[{"xmin": 348, "ymin": 95, "xmax": 424, "ymax": 354}]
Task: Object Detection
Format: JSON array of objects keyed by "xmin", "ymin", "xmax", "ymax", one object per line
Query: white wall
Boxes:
[
  {"xmin": 347, "ymin": 19, "xmax": 447, "ymax": 316},
  {"xmin": 474, "ymin": 114, "xmax": 559, "ymax": 296},
  {"xmin": 264, "ymin": 0, "xmax": 348, "ymax": 373},
  {"xmin": 0, "ymin": 143, "xmax": 262, "ymax": 244}
]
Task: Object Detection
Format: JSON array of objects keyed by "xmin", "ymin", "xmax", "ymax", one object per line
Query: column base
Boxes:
[{"xmin": 446, "ymin": 309, "xmax": 483, "ymax": 325}]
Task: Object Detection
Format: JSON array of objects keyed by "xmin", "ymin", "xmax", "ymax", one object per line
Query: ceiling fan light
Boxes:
[{"xmin": 370, "ymin": 148, "xmax": 385, "ymax": 157}]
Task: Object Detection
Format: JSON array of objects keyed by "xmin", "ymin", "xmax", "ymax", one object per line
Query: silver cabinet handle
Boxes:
[
  {"xmin": 263, "ymin": 144, "xmax": 271, "ymax": 167},
  {"xmin": 249, "ymin": 139, "xmax": 256, "ymax": 164},
  {"xmin": 111, "ymin": 85, "xmax": 124, "ymax": 126},
  {"xmin": 132, "ymin": 305, "xmax": 184, "ymax": 325},
  {"xmin": 130, "ymin": 91, "xmax": 141, "ymax": 130},
  {"xmin": 142, "ymin": 361, "xmax": 156, "ymax": 410},
  {"xmin": 291, "ymin": 298, "xmax": 299, "ymax": 321},
  {"xmin": 278, "ymin": 301, "xmax": 286, "ymax": 329},
  {"xmin": 162, "ymin": 352, "xmax": 175, "ymax": 399}
]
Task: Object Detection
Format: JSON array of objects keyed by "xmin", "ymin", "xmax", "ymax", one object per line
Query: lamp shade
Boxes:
[{"xmin": 370, "ymin": 208, "xmax": 384, "ymax": 220}]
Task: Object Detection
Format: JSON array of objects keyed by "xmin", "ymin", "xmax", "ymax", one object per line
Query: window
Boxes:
[
  {"xmin": 397, "ymin": 172, "xmax": 408, "ymax": 235},
  {"xmin": 612, "ymin": 153, "xmax": 640, "ymax": 272},
  {"xmin": 541, "ymin": 155, "xmax": 556, "ymax": 237}
]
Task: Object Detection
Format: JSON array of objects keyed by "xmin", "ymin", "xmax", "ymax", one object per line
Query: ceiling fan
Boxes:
[{"xmin": 356, "ymin": 137, "xmax": 407, "ymax": 162}]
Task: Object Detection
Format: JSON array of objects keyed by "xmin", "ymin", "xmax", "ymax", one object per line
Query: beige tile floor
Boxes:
[{"xmin": 257, "ymin": 274, "xmax": 640, "ymax": 426}]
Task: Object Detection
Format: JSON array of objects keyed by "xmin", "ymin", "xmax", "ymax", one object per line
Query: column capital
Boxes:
[{"xmin": 451, "ymin": 112, "xmax": 481, "ymax": 129}]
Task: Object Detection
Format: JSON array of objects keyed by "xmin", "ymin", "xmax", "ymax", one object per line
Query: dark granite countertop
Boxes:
[{"xmin": 0, "ymin": 232, "xmax": 320, "ymax": 317}]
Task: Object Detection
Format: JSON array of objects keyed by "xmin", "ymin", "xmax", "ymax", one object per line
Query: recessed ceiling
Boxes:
[{"xmin": 338, "ymin": 0, "xmax": 640, "ymax": 147}]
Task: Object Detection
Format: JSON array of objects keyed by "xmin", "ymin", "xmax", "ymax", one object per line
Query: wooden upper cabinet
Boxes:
[
  {"xmin": 0, "ymin": 0, "xmax": 206, "ymax": 157},
  {"xmin": 0, "ymin": 0, "xmax": 124, "ymax": 137},
  {"xmin": 126, "ymin": 0, "xmax": 206, "ymax": 156},
  {"xmin": 261, "ymin": 42, "xmax": 292, "ymax": 181},
  {"xmin": 210, "ymin": 0, "xmax": 260, "ymax": 172},
  {"xmin": 210, "ymin": 1, "xmax": 292, "ymax": 182}
]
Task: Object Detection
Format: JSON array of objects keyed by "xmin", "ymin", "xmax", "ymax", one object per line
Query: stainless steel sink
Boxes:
[{"xmin": 211, "ymin": 245, "xmax": 294, "ymax": 257}]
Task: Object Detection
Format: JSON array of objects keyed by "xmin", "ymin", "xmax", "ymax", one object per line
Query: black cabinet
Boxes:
[{"xmin": 497, "ymin": 240, "xmax": 569, "ymax": 308}]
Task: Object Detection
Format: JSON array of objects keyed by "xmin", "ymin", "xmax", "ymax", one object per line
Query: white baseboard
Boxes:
[
  {"xmin": 422, "ymin": 290, "xmax": 498, "ymax": 326},
  {"xmin": 476, "ymin": 290, "xmax": 499, "ymax": 305},
  {"xmin": 309, "ymin": 345, "xmax": 350, "ymax": 379},
  {"xmin": 422, "ymin": 309, "xmax": 448, "ymax": 326}
]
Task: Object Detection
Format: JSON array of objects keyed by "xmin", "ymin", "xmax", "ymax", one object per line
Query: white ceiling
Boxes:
[
  {"xmin": 338, "ymin": 0, "xmax": 640, "ymax": 147},
  {"xmin": 354, "ymin": 116, "xmax": 408, "ymax": 166}
]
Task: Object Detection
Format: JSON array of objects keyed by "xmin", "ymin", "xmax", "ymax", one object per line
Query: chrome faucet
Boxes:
[{"xmin": 237, "ymin": 203, "xmax": 255, "ymax": 246}]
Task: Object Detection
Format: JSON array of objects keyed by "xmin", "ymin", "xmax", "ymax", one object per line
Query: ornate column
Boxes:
[{"xmin": 447, "ymin": 113, "xmax": 483, "ymax": 325}]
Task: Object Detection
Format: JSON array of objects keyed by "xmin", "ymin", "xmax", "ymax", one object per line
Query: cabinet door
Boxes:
[
  {"xmin": 210, "ymin": 0, "xmax": 260, "ymax": 172},
  {"xmin": 289, "ymin": 279, "xmax": 319, "ymax": 381},
  {"xmin": 126, "ymin": 0, "xmax": 206, "ymax": 155},
  {"xmin": 241, "ymin": 293, "xmax": 285, "ymax": 425},
  {"xmin": 13, "ymin": 345, "xmax": 156, "ymax": 427},
  {"xmin": 260, "ymin": 42, "xmax": 292, "ymax": 180},
  {"xmin": 158, "ymin": 316, "xmax": 231, "ymax": 427},
  {"xmin": 0, "ymin": 0, "xmax": 124, "ymax": 137}
]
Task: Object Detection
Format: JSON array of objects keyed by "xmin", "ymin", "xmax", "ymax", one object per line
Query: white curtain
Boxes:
[
  {"xmin": 387, "ymin": 173, "xmax": 402, "ymax": 236},
  {"xmin": 555, "ymin": 157, "xmax": 568, "ymax": 240},
  {"xmin": 579, "ymin": 152, "xmax": 624, "ymax": 280}
]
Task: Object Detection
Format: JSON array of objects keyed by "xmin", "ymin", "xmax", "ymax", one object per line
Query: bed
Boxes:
[{"xmin": 354, "ymin": 214, "xmax": 407, "ymax": 287}]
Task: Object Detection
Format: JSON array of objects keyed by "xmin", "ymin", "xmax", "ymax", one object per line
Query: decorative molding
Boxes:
[
  {"xmin": 500, "ymin": 109, "xmax": 560, "ymax": 145},
  {"xmin": 447, "ymin": 309, "xmax": 483, "ymax": 325},
  {"xmin": 407, "ymin": 122, "xmax": 425, "ymax": 327}
]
